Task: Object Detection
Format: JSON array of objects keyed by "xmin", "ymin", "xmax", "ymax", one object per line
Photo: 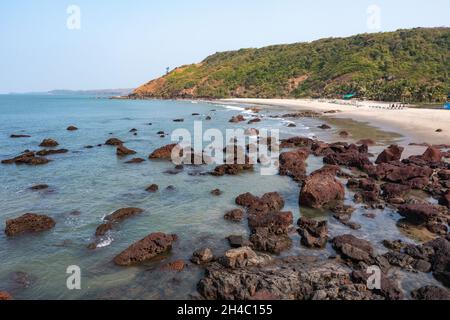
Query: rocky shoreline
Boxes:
[{"xmin": 1, "ymin": 104, "xmax": 449, "ymax": 300}]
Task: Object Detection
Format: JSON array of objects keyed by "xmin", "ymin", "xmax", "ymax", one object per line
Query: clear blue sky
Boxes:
[{"xmin": 0, "ymin": 0, "xmax": 448, "ymax": 93}]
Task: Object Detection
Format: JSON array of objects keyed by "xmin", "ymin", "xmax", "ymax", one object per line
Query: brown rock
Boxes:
[
  {"xmin": 300, "ymin": 165, "xmax": 345, "ymax": 209},
  {"xmin": 318, "ymin": 124, "xmax": 331, "ymax": 130},
  {"xmin": 39, "ymin": 139, "xmax": 59, "ymax": 148},
  {"xmin": 422, "ymin": 146, "xmax": 442, "ymax": 163},
  {"xmin": 297, "ymin": 217, "xmax": 328, "ymax": 248},
  {"xmin": 125, "ymin": 158, "xmax": 145, "ymax": 164},
  {"xmin": 191, "ymin": 247, "xmax": 214, "ymax": 264},
  {"xmin": 95, "ymin": 222, "xmax": 114, "ymax": 236},
  {"xmin": 0, "ymin": 291, "xmax": 13, "ymax": 300},
  {"xmin": 36, "ymin": 149, "xmax": 68, "ymax": 156},
  {"xmin": 279, "ymin": 148, "xmax": 310, "ymax": 182},
  {"xmin": 5, "ymin": 213, "xmax": 56, "ymax": 237},
  {"xmin": 210, "ymin": 189, "xmax": 222, "ymax": 196},
  {"xmin": 398, "ymin": 204, "xmax": 440, "ymax": 224},
  {"xmin": 105, "ymin": 138, "xmax": 123, "ymax": 146},
  {"xmin": 113, "ymin": 232, "xmax": 177, "ymax": 266},
  {"xmin": 67, "ymin": 126, "xmax": 78, "ymax": 131},
  {"xmin": 29, "ymin": 184, "xmax": 49, "ymax": 191},
  {"xmin": 375, "ymin": 145, "xmax": 404, "ymax": 164},
  {"xmin": 229, "ymin": 115, "xmax": 245, "ymax": 123},
  {"xmin": 249, "ymin": 228, "xmax": 292, "ymax": 254},
  {"xmin": 224, "ymin": 209, "xmax": 244, "ymax": 222},
  {"xmin": 356, "ymin": 139, "xmax": 376, "ymax": 146},
  {"xmin": 104, "ymin": 207, "xmax": 144, "ymax": 223},
  {"xmin": 149, "ymin": 144, "xmax": 179, "ymax": 160},
  {"xmin": 146, "ymin": 184, "xmax": 159, "ymax": 193},
  {"xmin": 117, "ymin": 145, "xmax": 136, "ymax": 156},
  {"xmin": 332, "ymin": 234, "xmax": 375, "ymax": 264},
  {"xmin": 411, "ymin": 286, "xmax": 450, "ymax": 300}
]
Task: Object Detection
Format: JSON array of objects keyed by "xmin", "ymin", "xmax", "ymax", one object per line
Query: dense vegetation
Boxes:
[{"xmin": 131, "ymin": 28, "xmax": 449, "ymax": 103}]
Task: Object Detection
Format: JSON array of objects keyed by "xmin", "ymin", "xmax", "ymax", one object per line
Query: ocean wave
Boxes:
[
  {"xmin": 96, "ymin": 236, "xmax": 113, "ymax": 248},
  {"xmin": 223, "ymin": 105, "xmax": 245, "ymax": 111}
]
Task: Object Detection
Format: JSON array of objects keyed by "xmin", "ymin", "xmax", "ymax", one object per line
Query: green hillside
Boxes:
[{"xmin": 130, "ymin": 27, "xmax": 450, "ymax": 103}]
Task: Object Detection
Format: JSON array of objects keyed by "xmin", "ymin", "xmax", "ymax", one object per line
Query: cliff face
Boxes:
[{"xmin": 130, "ymin": 28, "xmax": 450, "ymax": 103}]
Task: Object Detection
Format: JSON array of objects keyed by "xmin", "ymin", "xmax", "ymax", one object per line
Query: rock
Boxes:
[
  {"xmin": 382, "ymin": 240, "xmax": 407, "ymax": 252},
  {"xmin": 105, "ymin": 207, "xmax": 144, "ymax": 223},
  {"xmin": 318, "ymin": 124, "xmax": 331, "ymax": 130},
  {"xmin": 67, "ymin": 125, "xmax": 78, "ymax": 131},
  {"xmin": 229, "ymin": 115, "xmax": 245, "ymax": 123},
  {"xmin": 250, "ymin": 228, "xmax": 292, "ymax": 254},
  {"xmin": 439, "ymin": 190, "xmax": 450, "ymax": 208},
  {"xmin": 375, "ymin": 145, "xmax": 404, "ymax": 164},
  {"xmin": 173, "ymin": 118, "xmax": 184, "ymax": 122},
  {"xmin": 297, "ymin": 217, "xmax": 328, "ymax": 248},
  {"xmin": 279, "ymin": 148, "xmax": 310, "ymax": 182},
  {"xmin": 205, "ymin": 116, "xmax": 212, "ymax": 121},
  {"xmin": 113, "ymin": 233, "xmax": 178, "ymax": 266},
  {"xmin": 300, "ymin": 165, "xmax": 345, "ymax": 209},
  {"xmin": 165, "ymin": 185, "xmax": 176, "ymax": 191},
  {"xmin": 398, "ymin": 204, "xmax": 440, "ymax": 224},
  {"xmin": 10, "ymin": 134, "xmax": 31, "ymax": 138},
  {"xmin": 287, "ymin": 123, "xmax": 297, "ymax": 128},
  {"xmin": 227, "ymin": 235, "xmax": 253, "ymax": 248},
  {"xmin": 425, "ymin": 238, "xmax": 450, "ymax": 285},
  {"xmin": 381, "ymin": 183, "xmax": 411, "ymax": 200},
  {"xmin": 248, "ymin": 118, "xmax": 261, "ymax": 124},
  {"xmin": 157, "ymin": 131, "xmax": 165, "ymax": 135},
  {"xmin": 0, "ymin": 291, "xmax": 13, "ymax": 300},
  {"xmin": 411, "ymin": 286, "xmax": 450, "ymax": 300},
  {"xmin": 331, "ymin": 204, "xmax": 356, "ymax": 221},
  {"xmin": 351, "ymin": 270, "xmax": 403, "ymax": 300},
  {"xmin": 198, "ymin": 258, "xmax": 379, "ymax": 300},
  {"xmin": 146, "ymin": 184, "xmax": 159, "ymax": 193},
  {"xmin": 422, "ymin": 146, "xmax": 442, "ymax": 163},
  {"xmin": 383, "ymin": 251, "xmax": 415, "ymax": 269},
  {"xmin": 149, "ymin": 144, "xmax": 179, "ymax": 160},
  {"xmin": 413, "ymin": 259, "xmax": 432, "ymax": 273},
  {"xmin": 116, "ymin": 145, "xmax": 136, "ymax": 156},
  {"xmin": 235, "ymin": 192, "xmax": 260, "ymax": 207},
  {"xmin": 211, "ymin": 163, "xmax": 253, "ymax": 176},
  {"xmin": 39, "ymin": 139, "xmax": 59, "ymax": 147},
  {"xmin": 357, "ymin": 139, "xmax": 376, "ymax": 146},
  {"xmin": 332, "ymin": 234, "xmax": 375, "ymax": 264},
  {"xmin": 5, "ymin": 213, "xmax": 56, "ymax": 237},
  {"xmin": 248, "ymin": 211, "xmax": 293, "ymax": 234},
  {"xmin": 162, "ymin": 260, "xmax": 185, "ymax": 272},
  {"xmin": 436, "ymin": 129, "xmax": 443, "ymax": 133},
  {"xmin": 29, "ymin": 184, "xmax": 49, "ymax": 191},
  {"xmin": 36, "ymin": 149, "xmax": 68, "ymax": 156},
  {"xmin": 125, "ymin": 158, "xmax": 145, "ymax": 164},
  {"xmin": 339, "ymin": 131, "xmax": 349, "ymax": 138},
  {"xmin": 2, "ymin": 152, "xmax": 50, "ymax": 166},
  {"xmin": 236, "ymin": 192, "xmax": 285, "ymax": 216},
  {"xmin": 224, "ymin": 209, "xmax": 244, "ymax": 222},
  {"xmin": 280, "ymin": 136, "xmax": 314, "ymax": 149},
  {"xmin": 191, "ymin": 247, "xmax": 214, "ymax": 265},
  {"xmin": 95, "ymin": 222, "xmax": 114, "ymax": 236},
  {"xmin": 220, "ymin": 247, "xmax": 271, "ymax": 269},
  {"xmin": 129, "ymin": 128, "xmax": 138, "ymax": 132},
  {"xmin": 105, "ymin": 138, "xmax": 123, "ymax": 146},
  {"xmin": 192, "ymin": 113, "xmax": 200, "ymax": 116},
  {"xmin": 210, "ymin": 189, "xmax": 222, "ymax": 196},
  {"xmin": 323, "ymin": 144, "xmax": 371, "ymax": 170}
]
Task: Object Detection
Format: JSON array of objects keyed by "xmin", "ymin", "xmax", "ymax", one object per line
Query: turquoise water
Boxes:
[{"xmin": 0, "ymin": 95, "xmax": 440, "ymax": 299}]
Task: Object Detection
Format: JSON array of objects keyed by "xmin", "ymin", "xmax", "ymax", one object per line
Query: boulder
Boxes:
[
  {"xmin": 36, "ymin": 149, "xmax": 68, "ymax": 156},
  {"xmin": 2, "ymin": 152, "xmax": 50, "ymax": 166},
  {"xmin": 67, "ymin": 126, "xmax": 78, "ymax": 131},
  {"xmin": 149, "ymin": 144, "xmax": 179, "ymax": 160},
  {"xmin": 5, "ymin": 213, "xmax": 56, "ymax": 237},
  {"xmin": 422, "ymin": 147, "xmax": 442, "ymax": 163},
  {"xmin": 95, "ymin": 222, "xmax": 114, "ymax": 236},
  {"xmin": 227, "ymin": 235, "xmax": 253, "ymax": 248},
  {"xmin": 332, "ymin": 234, "xmax": 375, "ymax": 264},
  {"xmin": 220, "ymin": 247, "xmax": 271, "ymax": 268},
  {"xmin": 297, "ymin": 217, "xmax": 328, "ymax": 248},
  {"xmin": 300, "ymin": 165, "xmax": 345, "ymax": 209},
  {"xmin": 375, "ymin": 145, "xmax": 404, "ymax": 164},
  {"xmin": 39, "ymin": 139, "xmax": 59, "ymax": 148},
  {"xmin": 398, "ymin": 204, "xmax": 440, "ymax": 224},
  {"xmin": 249, "ymin": 228, "xmax": 292, "ymax": 254},
  {"xmin": 117, "ymin": 145, "xmax": 136, "ymax": 156},
  {"xmin": 146, "ymin": 184, "xmax": 159, "ymax": 193},
  {"xmin": 105, "ymin": 208, "xmax": 144, "ymax": 223},
  {"xmin": 191, "ymin": 247, "xmax": 214, "ymax": 265},
  {"xmin": 248, "ymin": 211, "xmax": 293, "ymax": 234},
  {"xmin": 113, "ymin": 233, "xmax": 177, "ymax": 266},
  {"xmin": 279, "ymin": 148, "xmax": 310, "ymax": 182},
  {"xmin": 224, "ymin": 209, "xmax": 244, "ymax": 222},
  {"xmin": 229, "ymin": 115, "xmax": 245, "ymax": 123},
  {"xmin": 105, "ymin": 138, "xmax": 123, "ymax": 146}
]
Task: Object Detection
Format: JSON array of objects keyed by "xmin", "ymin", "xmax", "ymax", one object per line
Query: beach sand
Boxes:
[{"xmin": 222, "ymin": 98, "xmax": 450, "ymax": 145}]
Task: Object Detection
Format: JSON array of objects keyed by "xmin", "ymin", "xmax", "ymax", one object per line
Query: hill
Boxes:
[{"xmin": 130, "ymin": 28, "xmax": 449, "ymax": 103}]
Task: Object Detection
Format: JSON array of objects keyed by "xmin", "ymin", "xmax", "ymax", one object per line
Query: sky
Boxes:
[{"xmin": 0, "ymin": 0, "xmax": 448, "ymax": 93}]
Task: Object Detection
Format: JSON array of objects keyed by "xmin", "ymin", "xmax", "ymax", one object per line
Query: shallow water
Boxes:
[{"xmin": 0, "ymin": 95, "xmax": 441, "ymax": 299}]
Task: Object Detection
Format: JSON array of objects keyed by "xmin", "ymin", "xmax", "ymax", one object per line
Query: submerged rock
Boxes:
[
  {"xmin": 36, "ymin": 149, "xmax": 68, "ymax": 156},
  {"xmin": 116, "ymin": 145, "xmax": 136, "ymax": 156},
  {"xmin": 125, "ymin": 158, "xmax": 145, "ymax": 164},
  {"xmin": 2, "ymin": 151, "xmax": 50, "ymax": 166},
  {"xmin": 113, "ymin": 232, "xmax": 178, "ymax": 266},
  {"xmin": 191, "ymin": 247, "xmax": 214, "ymax": 265},
  {"xmin": 67, "ymin": 125, "xmax": 78, "ymax": 131},
  {"xmin": 5, "ymin": 213, "xmax": 56, "ymax": 237},
  {"xmin": 29, "ymin": 184, "xmax": 49, "ymax": 191},
  {"xmin": 105, "ymin": 207, "xmax": 144, "ymax": 223},
  {"xmin": 10, "ymin": 134, "xmax": 31, "ymax": 138},
  {"xmin": 224, "ymin": 209, "xmax": 244, "ymax": 222},
  {"xmin": 146, "ymin": 184, "xmax": 159, "ymax": 193},
  {"xmin": 149, "ymin": 144, "xmax": 179, "ymax": 160},
  {"xmin": 229, "ymin": 115, "xmax": 245, "ymax": 123},
  {"xmin": 105, "ymin": 138, "xmax": 123, "ymax": 146}
]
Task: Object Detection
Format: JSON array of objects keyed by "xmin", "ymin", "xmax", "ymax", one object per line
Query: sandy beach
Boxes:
[{"xmin": 223, "ymin": 98, "xmax": 450, "ymax": 145}]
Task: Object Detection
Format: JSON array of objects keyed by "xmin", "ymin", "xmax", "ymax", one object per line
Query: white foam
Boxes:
[
  {"xmin": 96, "ymin": 236, "xmax": 113, "ymax": 248},
  {"xmin": 223, "ymin": 105, "xmax": 246, "ymax": 111}
]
